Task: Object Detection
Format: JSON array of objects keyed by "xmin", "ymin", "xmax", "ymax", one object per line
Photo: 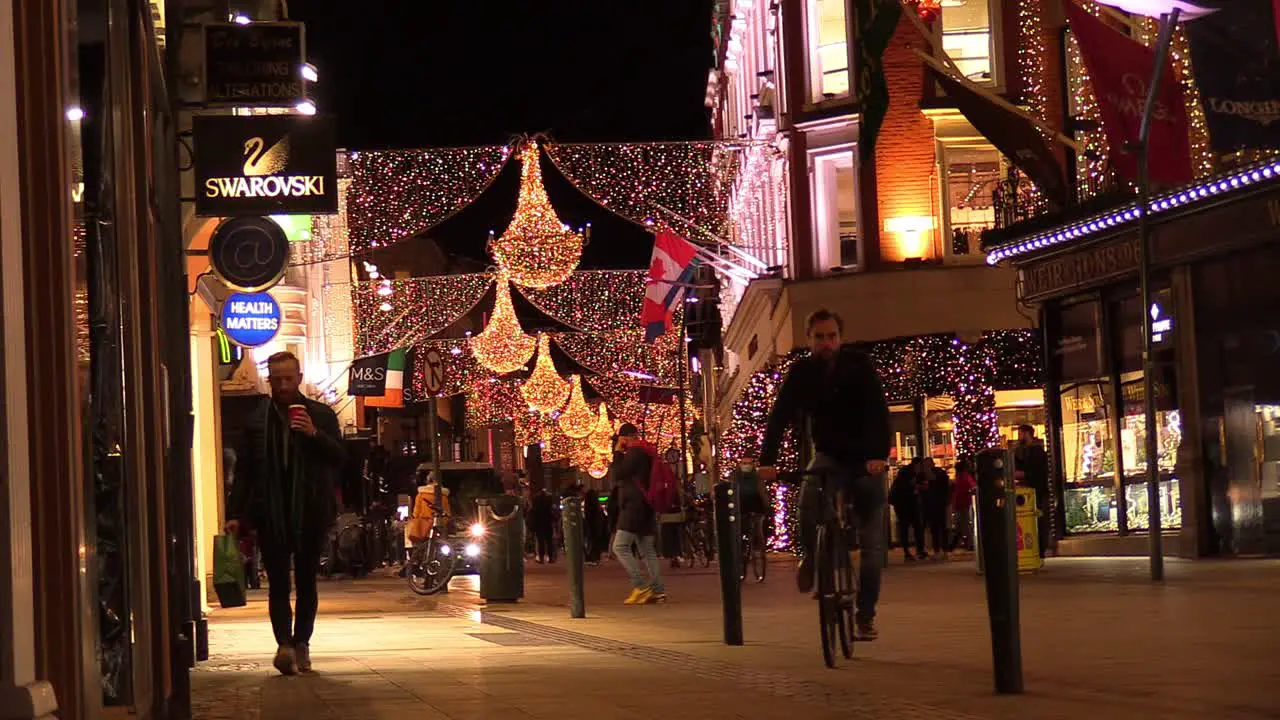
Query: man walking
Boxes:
[
  {"xmin": 226, "ymin": 351, "xmax": 345, "ymax": 676},
  {"xmin": 758, "ymin": 309, "xmax": 891, "ymax": 640},
  {"xmin": 610, "ymin": 423, "xmax": 667, "ymax": 604}
]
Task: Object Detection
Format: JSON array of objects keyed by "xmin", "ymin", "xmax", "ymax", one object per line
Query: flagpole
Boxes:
[{"xmin": 1137, "ymin": 8, "xmax": 1180, "ymax": 584}]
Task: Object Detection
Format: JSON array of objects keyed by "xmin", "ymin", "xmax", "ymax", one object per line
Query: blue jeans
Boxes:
[
  {"xmin": 800, "ymin": 454, "xmax": 885, "ymax": 623},
  {"xmin": 611, "ymin": 530, "xmax": 664, "ymax": 593}
]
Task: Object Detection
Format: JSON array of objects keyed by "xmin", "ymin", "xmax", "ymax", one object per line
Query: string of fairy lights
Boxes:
[{"xmin": 721, "ymin": 331, "xmax": 1042, "ymax": 553}]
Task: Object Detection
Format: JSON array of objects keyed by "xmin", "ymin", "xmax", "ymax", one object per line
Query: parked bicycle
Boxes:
[{"xmin": 740, "ymin": 512, "xmax": 767, "ymax": 583}]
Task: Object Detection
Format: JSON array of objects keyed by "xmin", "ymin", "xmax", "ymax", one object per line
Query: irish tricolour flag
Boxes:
[
  {"xmin": 641, "ymin": 231, "xmax": 701, "ymax": 343},
  {"xmin": 352, "ymin": 348, "xmax": 407, "ymax": 408}
]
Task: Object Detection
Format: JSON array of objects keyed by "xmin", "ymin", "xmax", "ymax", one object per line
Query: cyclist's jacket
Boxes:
[{"xmin": 760, "ymin": 345, "xmax": 891, "ymax": 471}]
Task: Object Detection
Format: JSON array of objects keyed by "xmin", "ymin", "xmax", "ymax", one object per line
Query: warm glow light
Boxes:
[
  {"xmin": 469, "ymin": 272, "xmax": 537, "ymax": 374},
  {"xmin": 300, "ymin": 63, "xmax": 319, "ymax": 82},
  {"xmin": 489, "ymin": 142, "xmax": 584, "ymax": 289},
  {"xmin": 295, "ymin": 98, "xmax": 317, "ymax": 115},
  {"xmin": 557, "ymin": 375, "xmax": 596, "ymax": 439},
  {"xmin": 65, "ymin": 106, "xmax": 85, "ymax": 122},
  {"xmin": 588, "ymin": 402, "xmax": 613, "ymax": 455},
  {"xmin": 1091, "ymin": 0, "xmax": 1218, "ymax": 19},
  {"xmin": 231, "ymin": 13, "xmax": 251, "ymax": 24},
  {"xmin": 587, "ymin": 453, "xmax": 611, "ymax": 479},
  {"xmin": 884, "ymin": 215, "xmax": 936, "ymax": 260},
  {"xmin": 519, "ymin": 334, "xmax": 571, "ymax": 414}
]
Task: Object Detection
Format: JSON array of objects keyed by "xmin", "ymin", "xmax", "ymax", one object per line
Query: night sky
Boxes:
[{"xmin": 293, "ymin": 1, "xmax": 717, "ymax": 269}]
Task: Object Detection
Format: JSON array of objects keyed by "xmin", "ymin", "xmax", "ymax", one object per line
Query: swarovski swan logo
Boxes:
[
  {"xmin": 242, "ymin": 135, "xmax": 290, "ymax": 176},
  {"xmin": 203, "ymin": 131, "xmax": 325, "ymax": 200}
]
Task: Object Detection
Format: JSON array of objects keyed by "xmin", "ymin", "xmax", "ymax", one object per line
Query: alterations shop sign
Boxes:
[
  {"xmin": 193, "ymin": 114, "xmax": 337, "ymax": 217},
  {"xmin": 203, "ymin": 22, "xmax": 306, "ymax": 107}
]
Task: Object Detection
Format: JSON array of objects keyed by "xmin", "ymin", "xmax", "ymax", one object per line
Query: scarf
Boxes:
[{"xmin": 262, "ymin": 401, "xmax": 307, "ymax": 549}]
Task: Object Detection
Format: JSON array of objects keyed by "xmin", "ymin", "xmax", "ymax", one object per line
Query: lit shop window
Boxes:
[
  {"xmin": 808, "ymin": 0, "xmax": 850, "ymax": 101},
  {"xmin": 940, "ymin": 0, "xmax": 996, "ymax": 84},
  {"xmin": 942, "ymin": 145, "xmax": 1001, "ymax": 256},
  {"xmin": 810, "ymin": 148, "xmax": 859, "ymax": 271}
]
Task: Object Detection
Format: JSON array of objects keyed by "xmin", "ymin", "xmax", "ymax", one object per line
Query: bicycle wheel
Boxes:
[
  {"xmin": 833, "ymin": 526, "xmax": 855, "ymax": 659},
  {"xmin": 405, "ymin": 538, "xmax": 458, "ymax": 596},
  {"xmin": 815, "ymin": 525, "xmax": 839, "ymax": 669}
]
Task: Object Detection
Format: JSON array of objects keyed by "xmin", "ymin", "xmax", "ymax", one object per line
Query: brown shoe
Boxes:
[{"xmin": 273, "ymin": 645, "xmax": 297, "ymax": 676}]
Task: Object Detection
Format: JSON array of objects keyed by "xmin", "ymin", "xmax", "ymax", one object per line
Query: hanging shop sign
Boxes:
[
  {"xmin": 208, "ymin": 215, "xmax": 291, "ymax": 291},
  {"xmin": 203, "ymin": 22, "xmax": 306, "ymax": 107},
  {"xmin": 193, "ymin": 114, "xmax": 337, "ymax": 217},
  {"xmin": 1149, "ymin": 289, "xmax": 1175, "ymax": 350},
  {"xmin": 220, "ymin": 292, "xmax": 281, "ymax": 348},
  {"xmin": 1186, "ymin": 2, "xmax": 1280, "ymax": 152}
]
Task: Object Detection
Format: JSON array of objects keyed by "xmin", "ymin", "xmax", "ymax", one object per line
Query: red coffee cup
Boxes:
[{"xmin": 288, "ymin": 404, "xmax": 308, "ymax": 426}]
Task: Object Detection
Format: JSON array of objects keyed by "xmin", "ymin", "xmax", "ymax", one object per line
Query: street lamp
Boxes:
[{"xmin": 1091, "ymin": 0, "xmax": 1218, "ymax": 583}]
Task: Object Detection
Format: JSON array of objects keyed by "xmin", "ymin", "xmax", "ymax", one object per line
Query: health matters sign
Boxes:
[
  {"xmin": 204, "ymin": 22, "xmax": 306, "ymax": 107},
  {"xmin": 220, "ymin": 292, "xmax": 281, "ymax": 347},
  {"xmin": 193, "ymin": 114, "xmax": 337, "ymax": 217}
]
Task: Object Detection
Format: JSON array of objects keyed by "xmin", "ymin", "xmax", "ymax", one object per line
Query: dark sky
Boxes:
[{"xmin": 294, "ymin": 1, "xmax": 717, "ymax": 269}]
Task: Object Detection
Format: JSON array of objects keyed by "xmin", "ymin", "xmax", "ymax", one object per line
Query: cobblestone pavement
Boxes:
[{"xmin": 192, "ymin": 553, "xmax": 1280, "ymax": 719}]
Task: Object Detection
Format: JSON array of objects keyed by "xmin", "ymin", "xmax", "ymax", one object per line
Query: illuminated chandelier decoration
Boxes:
[
  {"xmin": 469, "ymin": 271, "xmax": 537, "ymax": 374},
  {"xmin": 489, "ymin": 142, "xmax": 584, "ymax": 289},
  {"xmin": 588, "ymin": 402, "xmax": 613, "ymax": 455},
  {"xmin": 557, "ymin": 375, "xmax": 596, "ymax": 439},
  {"xmin": 911, "ymin": 0, "xmax": 941, "ymax": 20},
  {"xmin": 586, "ymin": 452, "xmax": 611, "ymax": 480},
  {"xmin": 519, "ymin": 334, "xmax": 571, "ymax": 414}
]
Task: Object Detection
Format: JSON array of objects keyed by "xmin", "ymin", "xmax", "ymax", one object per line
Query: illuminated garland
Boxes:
[
  {"xmin": 515, "ymin": 270, "xmax": 648, "ymax": 332},
  {"xmin": 544, "ymin": 141, "xmax": 740, "ymax": 239},
  {"xmin": 586, "ymin": 374, "xmax": 692, "ymax": 442},
  {"xmin": 588, "ymin": 403, "xmax": 614, "ymax": 454},
  {"xmin": 1016, "ymin": 0, "xmax": 1050, "ymax": 122},
  {"xmin": 586, "ymin": 453, "xmax": 611, "ymax": 479},
  {"xmin": 347, "ymin": 145, "xmax": 513, "ymax": 254},
  {"xmin": 520, "ymin": 334, "xmax": 571, "ymax": 414},
  {"xmin": 490, "ymin": 142, "xmax": 584, "ymax": 289},
  {"xmin": 722, "ymin": 330, "xmax": 1042, "ymax": 551},
  {"xmin": 1063, "ymin": 4, "xmax": 1110, "ymax": 198},
  {"xmin": 555, "ymin": 326, "xmax": 683, "ymax": 386},
  {"xmin": 1131, "ymin": 16, "xmax": 1214, "ymax": 177},
  {"xmin": 470, "ymin": 273, "xmax": 537, "ymax": 374},
  {"xmin": 353, "ymin": 273, "xmax": 493, "ymax": 355},
  {"xmin": 297, "ymin": 178, "xmax": 351, "ymax": 265},
  {"xmin": 465, "ymin": 375, "xmax": 524, "ymax": 429},
  {"xmin": 558, "ymin": 375, "xmax": 597, "ymax": 439}
]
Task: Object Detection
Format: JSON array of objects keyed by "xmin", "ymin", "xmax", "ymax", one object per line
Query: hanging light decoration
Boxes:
[
  {"xmin": 469, "ymin": 272, "xmax": 536, "ymax": 374},
  {"xmin": 519, "ymin": 334, "xmax": 571, "ymax": 414},
  {"xmin": 557, "ymin": 375, "xmax": 596, "ymax": 439},
  {"xmin": 586, "ymin": 452, "xmax": 611, "ymax": 480},
  {"xmin": 588, "ymin": 402, "xmax": 613, "ymax": 455},
  {"xmin": 489, "ymin": 142, "xmax": 584, "ymax": 289}
]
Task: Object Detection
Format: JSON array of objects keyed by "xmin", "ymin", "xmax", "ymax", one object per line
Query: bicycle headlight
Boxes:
[
  {"xmin": 438, "ymin": 543, "xmax": 452, "ymax": 556},
  {"xmin": 464, "ymin": 543, "xmax": 481, "ymax": 558},
  {"xmin": 469, "ymin": 523, "xmax": 486, "ymax": 538}
]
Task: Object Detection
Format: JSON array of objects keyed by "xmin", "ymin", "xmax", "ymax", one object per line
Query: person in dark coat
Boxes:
[
  {"xmin": 226, "ymin": 351, "xmax": 344, "ymax": 676},
  {"xmin": 1014, "ymin": 424, "xmax": 1051, "ymax": 559},
  {"xmin": 920, "ymin": 458, "xmax": 951, "ymax": 559},
  {"xmin": 528, "ymin": 488, "xmax": 557, "ymax": 563},
  {"xmin": 890, "ymin": 459, "xmax": 925, "ymax": 561},
  {"xmin": 610, "ymin": 423, "xmax": 666, "ymax": 603}
]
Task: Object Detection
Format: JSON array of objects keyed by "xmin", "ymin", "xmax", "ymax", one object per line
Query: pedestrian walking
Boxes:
[
  {"xmin": 529, "ymin": 488, "xmax": 557, "ymax": 563},
  {"xmin": 226, "ymin": 351, "xmax": 345, "ymax": 676},
  {"xmin": 890, "ymin": 459, "xmax": 926, "ymax": 561},
  {"xmin": 583, "ymin": 487, "xmax": 606, "ymax": 566},
  {"xmin": 610, "ymin": 423, "xmax": 667, "ymax": 604}
]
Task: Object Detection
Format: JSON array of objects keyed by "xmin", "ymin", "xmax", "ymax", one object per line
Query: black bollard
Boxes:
[
  {"xmin": 560, "ymin": 497, "xmax": 586, "ymax": 619},
  {"xmin": 713, "ymin": 481, "xmax": 744, "ymax": 646},
  {"xmin": 975, "ymin": 448, "xmax": 1024, "ymax": 694}
]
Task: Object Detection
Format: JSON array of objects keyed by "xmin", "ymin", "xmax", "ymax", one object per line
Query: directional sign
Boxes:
[{"xmin": 423, "ymin": 348, "xmax": 446, "ymax": 394}]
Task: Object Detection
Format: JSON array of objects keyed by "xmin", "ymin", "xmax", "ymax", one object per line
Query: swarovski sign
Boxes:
[{"xmin": 193, "ymin": 114, "xmax": 337, "ymax": 217}]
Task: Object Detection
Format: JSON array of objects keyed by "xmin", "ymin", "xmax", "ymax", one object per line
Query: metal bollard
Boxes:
[
  {"xmin": 560, "ymin": 497, "xmax": 586, "ymax": 619},
  {"xmin": 975, "ymin": 448, "xmax": 1024, "ymax": 694},
  {"xmin": 713, "ymin": 482, "xmax": 744, "ymax": 646}
]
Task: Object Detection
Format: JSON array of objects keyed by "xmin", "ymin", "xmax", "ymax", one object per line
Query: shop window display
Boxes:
[
  {"xmin": 1059, "ymin": 381, "xmax": 1119, "ymax": 532},
  {"xmin": 1119, "ymin": 373, "xmax": 1183, "ymax": 530},
  {"xmin": 926, "ymin": 396, "xmax": 956, "ymax": 470}
]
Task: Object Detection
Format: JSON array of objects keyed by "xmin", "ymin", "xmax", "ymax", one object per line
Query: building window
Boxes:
[
  {"xmin": 940, "ymin": 144, "xmax": 1001, "ymax": 256},
  {"xmin": 1054, "ymin": 301, "xmax": 1119, "ymax": 533},
  {"xmin": 810, "ymin": 148, "xmax": 859, "ymax": 271},
  {"xmin": 939, "ymin": 0, "xmax": 997, "ymax": 84},
  {"xmin": 807, "ymin": 0, "xmax": 849, "ymax": 102}
]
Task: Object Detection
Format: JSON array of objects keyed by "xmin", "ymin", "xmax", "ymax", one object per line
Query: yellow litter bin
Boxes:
[{"xmin": 1014, "ymin": 487, "xmax": 1043, "ymax": 572}]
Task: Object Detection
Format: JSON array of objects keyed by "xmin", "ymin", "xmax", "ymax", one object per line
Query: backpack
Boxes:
[{"xmin": 636, "ymin": 442, "xmax": 679, "ymax": 513}]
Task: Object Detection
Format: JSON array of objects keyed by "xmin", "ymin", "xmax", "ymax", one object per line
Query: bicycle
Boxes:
[
  {"xmin": 405, "ymin": 499, "xmax": 459, "ymax": 596},
  {"xmin": 739, "ymin": 511, "xmax": 767, "ymax": 583},
  {"xmin": 680, "ymin": 509, "xmax": 713, "ymax": 568},
  {"xmin": 806, "ymin": 465, "xmax": 859, "ymax": 668}
]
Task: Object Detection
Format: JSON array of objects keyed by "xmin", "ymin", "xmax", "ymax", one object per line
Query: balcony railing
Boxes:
[{"xmin": 982, "ymin": 167, "xmax": 1132, "ymax": 251}]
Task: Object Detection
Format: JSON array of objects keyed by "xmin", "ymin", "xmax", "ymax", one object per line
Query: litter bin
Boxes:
[
  {"xmin": 477, "ymin": 495, "xmax": 524, "ymax": 602},
  {"xmin": 1014, "ymin": 488, "xmax": 1042, "ymax": 573}
]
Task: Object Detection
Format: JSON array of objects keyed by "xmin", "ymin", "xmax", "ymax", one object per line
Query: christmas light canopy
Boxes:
[
  {"xmin": 557, "ymin": 375, "xmax": 596, "ymax": 439},
  {"xmin": 490, "ymin": 142, "xmax": 584, "ymax": 289},
  {"xmin": 986, "ymin": 159, "xmax": 1280, "ymax": 264},
  {"xmin": 586, "ymin": 452, "xmax": 611, "ymax": 479},
  {"xmin": 469, "ymin": 272, "xmax": 536, "ymax": 374},
  {"xmin": 519, "ymin": 334, "xmax": 571, "ymax": 414}
]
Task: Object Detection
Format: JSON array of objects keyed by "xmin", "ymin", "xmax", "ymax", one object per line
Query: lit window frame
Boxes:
[
  {"xmin": 934, "ymin": 0, "xmax": 1006, "ymax": 91},
  {"xmin": 808, "ymin": 142, "xmax": 862, "ymax": 274},
  {"xmin": 804, "ymin": 0, "xmax": 854, "ymax": 105}
]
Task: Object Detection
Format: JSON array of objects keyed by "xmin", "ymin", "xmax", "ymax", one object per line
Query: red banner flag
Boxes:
[{"xmin": 1064, "ymin": 1, "xmax": 1193, "ymax": 185}]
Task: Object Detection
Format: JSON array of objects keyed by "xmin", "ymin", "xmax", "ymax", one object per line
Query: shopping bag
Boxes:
[{"xmin": 213, "ymin": 533, "xmax": 247, "ymax": 608}]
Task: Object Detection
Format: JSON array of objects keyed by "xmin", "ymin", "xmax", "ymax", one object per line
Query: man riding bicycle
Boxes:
[{"xmin": 757, "ymin": 309, "xmax": 891, "ymax": 640}]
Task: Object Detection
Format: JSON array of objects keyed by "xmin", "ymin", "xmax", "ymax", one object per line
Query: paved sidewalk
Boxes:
[{"xmin": 192, "ymin": 554, "xmax": 1280, "ymax": 719}]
